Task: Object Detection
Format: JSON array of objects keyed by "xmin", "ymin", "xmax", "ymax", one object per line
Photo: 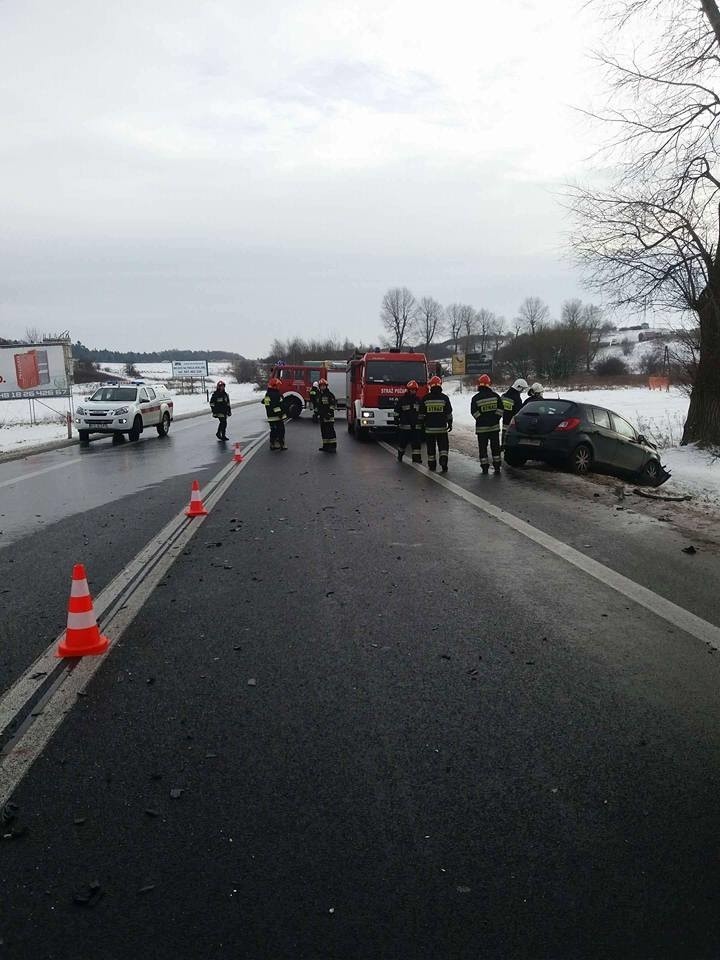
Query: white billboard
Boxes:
[
  {"xmin": 171, "ymin": 360, "xmax": 209, "ymax": 378},
  {"xmin": 0, "ymin": 344, "xmax": 72, "ymax": 400}
]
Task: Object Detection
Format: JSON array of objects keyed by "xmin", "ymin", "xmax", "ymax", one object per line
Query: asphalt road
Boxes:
[{"xmin": 2, "ymin": 409, "xmax": 720, "ymax": 959}]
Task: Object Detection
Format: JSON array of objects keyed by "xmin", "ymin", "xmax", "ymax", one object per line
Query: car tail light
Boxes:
[{"xmin": 554, "ymin": 417, "xmax": 581, "ymax": 432}]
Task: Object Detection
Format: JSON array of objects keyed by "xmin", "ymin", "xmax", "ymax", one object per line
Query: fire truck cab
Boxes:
[
  {"xmin": 270, "ymin": 363, "xmax": 328, "ymax": 420},
  {"xmin": 346, "ymin": 350, "xmax": 429, "ymax": 439}
]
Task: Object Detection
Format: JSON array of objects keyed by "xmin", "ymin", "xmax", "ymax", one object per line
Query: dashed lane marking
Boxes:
[
  {"xmin": 0, "ymin": 430, "xmax": 267, "ymax": 807},
  {"xmin": 381, "ymin": 442, "xmax": 720, "ymax": 650}
]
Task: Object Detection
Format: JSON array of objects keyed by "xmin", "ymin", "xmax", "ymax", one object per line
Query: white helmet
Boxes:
[
  {"xmin": 530, "ymin": 382, "xmax": 544, "ymax": 395},
  {"xmin": 313, "ymin": 381, "xmax": 319, "ymax": 388},
  {"xmin": 512, "ymin": 378, "xmax": 529, "ymax": 392}
]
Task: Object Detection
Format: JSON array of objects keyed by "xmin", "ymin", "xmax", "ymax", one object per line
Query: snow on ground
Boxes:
[
  {"xmin": 447, "ymin": 382, "xmax": 720, "ymax": 505},
  {"xmin": 0, "ymin": 381, "xmax": 260, "ymax": 456}
]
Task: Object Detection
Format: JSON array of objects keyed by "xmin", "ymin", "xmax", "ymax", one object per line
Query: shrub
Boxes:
[{"xmin": 594, "ymin": 355, "xmax": 629, "ymax": 376}]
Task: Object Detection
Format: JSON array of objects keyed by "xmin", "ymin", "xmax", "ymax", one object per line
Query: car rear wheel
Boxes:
[
  {"xmin": 503, "ymin": 451, "xmax": 527, "ymax": 467},
  {"xmin": 128, "ymin": 417, "xmax": 142, "ymax": 442},
  {"xmin": 78, "ymin": 429, "xmax": 89, "ymax": 444},
  {"xmin": 640, "ymin": 458, "xmax": 663, "ymax": 487},
  {"xmin": 569, "ymin": 443, "xmax": 593, "ymax": 475},
  {"xmin": 156, "ymin": 412, "xmax": 171, "ymax": 437}
]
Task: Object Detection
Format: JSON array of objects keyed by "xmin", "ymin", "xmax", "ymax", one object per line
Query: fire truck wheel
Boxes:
[
  {"xmin": 355, "ymin": 424, "xmax": 369, "ymax": 441},
  {"xmin": 283, "ymin": 398, "xmax": 302, "ymax": 420}
]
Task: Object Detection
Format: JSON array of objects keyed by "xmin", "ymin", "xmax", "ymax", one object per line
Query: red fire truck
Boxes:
[
  {"xmin": 269, "ymin": 362, "xmax": 328, "ymax": 419},
  {"xmin": 346, "ymin": 349, "xmax": 430, "ymax": 439}
]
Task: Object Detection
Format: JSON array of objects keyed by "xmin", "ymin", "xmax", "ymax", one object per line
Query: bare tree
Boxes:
[
  {"xmin": 475, "ymin": 308, "xmax": 497, "ymax": 354},
  {"xmin": 561, "ymin": 298, "xmax": 584, "ymax": 328},
  {"xmin": 445, "ymin": 303, "xmax": 465, "ymax": 354},
  {"xmin": 516, "ymin": 297, "xmax": 549, "ymax": 336},
  {"xmin": 380, "ymin": 287, "xmax": 416, "ymax": 349},
  {"xmin": 570, "ymin": 0, "xmax": 720, "ymax": 446},
  {"xmin": 580, "ymin": 303, "xmax": 608, "ymax": 373},
  {"xmin": 491, "ymin": 315, "xmax": 506, "ymax": 353},
  {"xmin": 414, "ymin": 296, "xmax": 445, "ymax": 354}
]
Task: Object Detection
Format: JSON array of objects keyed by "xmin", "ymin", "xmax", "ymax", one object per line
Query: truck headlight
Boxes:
[
  {"xmin": 76, "ymin": 407, "xmax": 85, "ymax": 416},
  {"xmin": 361, "ymin": 410, "xmax": 375, "ymax": 418},
  {"xmin": 113, "ymin": 406, "xmax": 129, "ymax": 415}
]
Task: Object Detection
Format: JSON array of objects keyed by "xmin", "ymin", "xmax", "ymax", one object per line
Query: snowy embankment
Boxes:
[
  {"xmin": 0, "ymin": 361, "xmax": 260, "ymax": 456},
  {"xmin": 447, "ymin": 382, "xmax": 719, "ymax": 505}
]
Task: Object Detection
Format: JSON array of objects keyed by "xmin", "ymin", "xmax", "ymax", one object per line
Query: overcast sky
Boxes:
[{"xmin": 0, "ymin": 0, "xmax": 610, "ymax": 356}]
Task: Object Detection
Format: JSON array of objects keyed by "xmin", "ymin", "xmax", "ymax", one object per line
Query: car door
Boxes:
[
  {"xmin": 609, "ymin": 412, "xmax": 646, "ymax": 472},
  {"xmin": 586, "ymin": 406, "xmax": 619, "ymax": 466},
  {"xmin": 138, "ymin": 387, "xmax": 152, "ymax": 426}
]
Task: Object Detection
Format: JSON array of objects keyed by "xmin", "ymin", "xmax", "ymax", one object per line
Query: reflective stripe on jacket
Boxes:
[
  {"xmin": 394, "ymin": 391, "xmax": 421, "ymax": 429},
  {"xmin": 262, "ymin": 389, "xmax": 285, "ymax": 422},
  {"xmin": 470, "ymin": 388, "xmax": 502, "ymax": 434},
  {"xmin": 419, "ymin": 388, "xmax": 452, "ymax": 434}
]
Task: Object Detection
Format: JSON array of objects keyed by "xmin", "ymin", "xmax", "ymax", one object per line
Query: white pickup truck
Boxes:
[{"xmin": 74, "ymin": 384, "xmax": 174, "ymax": 443}]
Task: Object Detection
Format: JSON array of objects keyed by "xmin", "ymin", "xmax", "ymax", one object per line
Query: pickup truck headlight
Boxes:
[
  {"xmin": 113, "ymin": 406, "xmax": 129, "ymax": 415},
  {"xmin": 76, "ymin": 406, "xmax": 85, "ymax": 416}
]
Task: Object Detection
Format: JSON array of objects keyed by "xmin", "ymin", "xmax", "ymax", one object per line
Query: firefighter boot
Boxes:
[
  {"xmin": 440, "ymin": 456, "xmax": 448, "ymax": 474},
  {"xmin": 482, "ymin": 465, "xmax": 489, "ymax": 475},
  {"xmin": 493, "ymin": 459, "xmax": 502, "ymax": 474}
]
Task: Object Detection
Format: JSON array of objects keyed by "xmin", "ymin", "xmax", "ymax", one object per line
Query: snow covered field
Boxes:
[{"xmin": 447, "ymin": 383, "xmax": 719, "ymax": 505}]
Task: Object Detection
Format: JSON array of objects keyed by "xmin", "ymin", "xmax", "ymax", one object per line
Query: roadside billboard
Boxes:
[
  {"xmin": 465, "ymin": 353, "xmax": 493, "ymax": 376},
  {"xmin": 451, "ymin": 355, "xmax": 466, "ymax": 375},
  {"xmin": 171, "ymin": 360, "xmax": 209, "ymax": 378},
  {"xmin": 0, "ymin": 344, "xmax": 72, "ymax": 400}
]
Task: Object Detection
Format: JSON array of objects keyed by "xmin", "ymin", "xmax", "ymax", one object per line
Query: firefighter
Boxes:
[
  {"xmin": 500, "ymin": 378, "xmax": 528, "ymax": 452},
  {"xmin": 309, "ymin": 380, "xmax": 320, "ymax": 422},
  {"xmin": 394, "ymin": 380, "xmax": 423, "ymax": 463},
  {"xmin": 317, "ymin": 378, "xmax": 337, "ymax": 452},
  {"xmin": 523, "ymin": 382, "xmax": 545, "ymax": 404},
  {"xmin": 471, "ymin": 374, "xmax": 503, "ymax": 474},
  {"xmin": 419, "ymin": 375, "xmax": 452, "ymax": 472},
  {"xmin": 209, "ymin": 380, "xmax": 232, "ymax": 441},
  {"xmin": 262, "ymin": 377, "xmax": 287, "ymax": 450}
]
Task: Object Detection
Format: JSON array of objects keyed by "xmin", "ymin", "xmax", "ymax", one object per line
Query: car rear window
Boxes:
[{"xmin": 521, "ymin": 400, "xmax": 574, "ymax": 415}]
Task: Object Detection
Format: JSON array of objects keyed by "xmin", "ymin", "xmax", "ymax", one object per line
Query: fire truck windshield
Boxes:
[{"xmin": 365, "ymin": 361, "xmax": 426, "ymax": 385}]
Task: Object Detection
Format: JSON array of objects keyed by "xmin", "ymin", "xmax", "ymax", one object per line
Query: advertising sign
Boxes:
[
  {"xmin": 171, "ymin": 360, "xmax": 209, "ymax": 378},
  {"xmin": 451, "ymin": 355, "xmax": 466, "ymax": 376},
  {"xmin": 0, "ymin": 344, "xmax": 72, "ymax": 400},
  {"xmin": 465, "ymin": 353, "xmax": 493, "ymax": 376}
]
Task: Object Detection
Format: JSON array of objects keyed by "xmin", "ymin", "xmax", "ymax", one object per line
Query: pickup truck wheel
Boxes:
[
  {"xmin": 128, "ymin": 417, "xmax": 142, "ymax": 442},
  {"xmin": 156, "ymin": 412, "xmax": 171, "ymax": 437},
  {"xmin": 78, "ymin": 429, "xmax": 90, "ymax": 444},
  {"xmin": 283, "ymin": 398, "xmax": 302, "ymax": 420}
]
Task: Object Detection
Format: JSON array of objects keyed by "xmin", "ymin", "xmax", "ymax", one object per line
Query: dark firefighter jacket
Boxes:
[
  {"xmin": 470, "ymin": 387, "xmax": 503, "ymax": 434},
  {"xmin": 394, "ymin": 391, "xmax": 421, "ymax": 429},
  {"xmin": 501, "ymin": 387, "xmax": 523, "ymax": 426},
  {"xmin": 210, "ymin": 390, "xmax": 231, "ymax": 418},
  {"xmin": 262, "ymin": 388, "xmax": 285, "ymax": 422},
  {"xmin": 419, "ymin": 387, "xmax": 453, "ymax": 434},
  {"xmin": 317, "ymin": 389, "xmax": 337, "ymax": 421}
]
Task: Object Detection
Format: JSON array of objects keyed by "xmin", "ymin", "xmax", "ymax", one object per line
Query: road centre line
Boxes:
[
  {"xmin": 380, "ymin": 442, "xmax": 720, "ymax": 651},
  {"xmin": 0, "ymin": 430, "xmax": 267, "ymax": 807}
]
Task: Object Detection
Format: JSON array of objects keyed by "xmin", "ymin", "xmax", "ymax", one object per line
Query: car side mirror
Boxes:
[{"xmin": 636, "ymin": 434, "xmax": 645, "ymax": 444}]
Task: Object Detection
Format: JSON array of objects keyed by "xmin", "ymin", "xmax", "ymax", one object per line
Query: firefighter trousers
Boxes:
[
  {"xmin": 269, "ymin": 420, "xmax": 286, "ymax": 449},
  {"xmin": 397, "ymin": 427, "xmax": 422, "ymax": 462},
  {"xmin": 215, "ymin": 416, "xmax": 228, "ymax": 439},
  {"xmin": 425, "ymin": 432, "xmax": 449, "ymax": 470},
  {"xmin": 320, "ymin": 419, "xmax": 337, "ymax": 450},
  {"xmin": 477, "ymin": 431, "xmax": 501, "ymax": 468}
]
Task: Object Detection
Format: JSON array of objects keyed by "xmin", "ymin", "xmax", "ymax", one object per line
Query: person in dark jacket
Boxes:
[
  {"xmin": 209, "ymin": 380, "xmax": 231, "ymax": 441},
  {"xmin": 317, "ymin": 379, "xmax": 337, "ymax": 452},
  {"xmin": 500, "ymin": 378, "xmax": 528, "ymax": 453},
  {"xmin": 394, "ymin": 379, "xmax": 423, "ymax": 463},
  {"xmin": 419, "ymin": 375, "xmax": 453, "ymax": 472},
  {"xmin": 262, "ymin": 378, "xmax": 287, "ymax": 450},
  {"xmin": 470, "ymin": 374, "xmax": 503, "ymax": 474},
  {"xmin": 308, "ymin": 381, "xmax": 320, "ymax": 422},
  {"xmin": 522, "ymin": 382, "xmax": 545, "ymax": 405}
]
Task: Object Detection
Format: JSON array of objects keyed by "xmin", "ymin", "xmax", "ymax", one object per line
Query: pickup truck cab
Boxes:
[{"xmin": 74, "ymin": 384, "xmax": 174, "ymax": 443}]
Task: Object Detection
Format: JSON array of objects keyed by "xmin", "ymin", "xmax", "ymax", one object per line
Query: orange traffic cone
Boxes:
[
  {"xmin": 185, "ymin": 479, "xmax": 208, "ymax": 517},
  {"xmin": 57, "ymin": 564, "xmax": 110, "ymax": 657},
  {"xmin": 233, "ymin": 442, "xmax": 244, "ymax": 463}
]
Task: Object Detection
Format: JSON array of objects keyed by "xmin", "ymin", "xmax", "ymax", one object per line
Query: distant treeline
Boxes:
[{"xmin": 72, "ymin": 341, "xmax": 245, "ymax": 363}]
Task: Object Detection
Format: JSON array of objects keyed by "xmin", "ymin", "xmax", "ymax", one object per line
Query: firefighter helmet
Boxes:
[
  {"xmin": 313, "ymin": 381, "xmax": 319, "ymax": 388},
  {"xmin": 512, "ymin": 378, "xmax": 529, "ymax": 392},
  {"xmin": 268, "ymin": 377, "xmax": 281, "ymax": 389},
  {"xmin": 406, "ymin": 380, "xmax": 419, "ymax": 390},
  {"xmin": 216, "ymin": 380, "xmax": 225, "ymax": 388},
  {"xmin": 529, "ymin": 382, "xmax": 544, "ymax": 395},
  {"xmin": 428, "ymin": 375, "xmax": 442, "ymax": 388},
  {"xmin": 477, "ymin": 374, "xmax": 492, "ymax": 386},
  {"xmin": 318, "ymin": 378, "xmax": 328, "ymax": 387}
]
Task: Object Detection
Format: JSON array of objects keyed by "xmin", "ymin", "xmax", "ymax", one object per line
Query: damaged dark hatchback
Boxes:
[{"xmin": 503, "ymin": 399, "xmax": 671, "ymax": 486}]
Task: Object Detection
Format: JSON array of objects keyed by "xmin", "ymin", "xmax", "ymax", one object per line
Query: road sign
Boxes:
[
  {"xmin": 171, "ymin": 360, "xmax": 209, "ymax": 378},
  {"xmin": 0, "ymin": 343, "xmax": 72, "ymax": 400},
  {"xmin": 451, "ymin": 355, "xmax": 466, "ymax": 375},
  {"xmin": 465, "ymin": 353, "xmax": 493, "ymax": 376}
]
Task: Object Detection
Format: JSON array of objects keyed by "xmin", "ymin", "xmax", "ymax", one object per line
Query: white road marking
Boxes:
[
  {"xmin": 381, "ymin": 442, "xmax": 720, "ymax": 650},
  {"xmin": 0, "ymin": 430, "xmax": 267, "ymax": 806},
  {"xmin": 0, "ymin": 458, "xmax": 84, "ymax": 490}
]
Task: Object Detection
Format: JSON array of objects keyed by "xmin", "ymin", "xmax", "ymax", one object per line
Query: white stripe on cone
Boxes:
[
  {"xmin": 67, "ymin": 610, "xmax": 100, "ymax": 630},
  {"xmin": 70, "ymin": 579, "xmax": 90, "ymax": 598}
]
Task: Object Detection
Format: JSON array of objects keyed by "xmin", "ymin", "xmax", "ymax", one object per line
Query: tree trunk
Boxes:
[
  {"xmin": 700, "ymin": 0, "xmax": 720, "ymax": 48},
  {"xmin": 681, "ymin": 286, "xmax": 720, "ymax": 446}
]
